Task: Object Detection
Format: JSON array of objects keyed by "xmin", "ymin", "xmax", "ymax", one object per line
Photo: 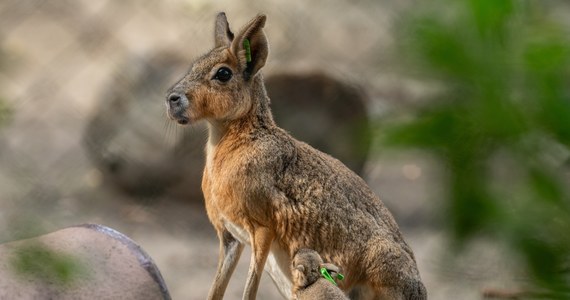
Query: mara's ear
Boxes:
[
  {"xmin": 231, "ymin": 14, "xmax": 268, "ymax": 80},
  {"xmin": 320, "ymin": 263, "xmax": 340, "ymax": 275},
  {"xmin": 214, "ymin": 12, "xmax": 234, "ymax": 48},
  {"xmin": 294, "ymin": 264, "xmax": 305, "ymax": 273}
]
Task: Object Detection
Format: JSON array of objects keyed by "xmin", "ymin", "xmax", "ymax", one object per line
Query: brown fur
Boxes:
[
  {"xmin": 291, "ymin": 248, "xmax": 349, "ymax": 300},
  {"xmin": 166, "ymin": 12, "xmax": 427, "ymax": 300}
]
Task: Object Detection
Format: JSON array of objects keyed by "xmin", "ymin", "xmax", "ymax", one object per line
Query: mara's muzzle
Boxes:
[{"xmin": 166, "ymin": 92, "xmax": 190, "ymax": 125}]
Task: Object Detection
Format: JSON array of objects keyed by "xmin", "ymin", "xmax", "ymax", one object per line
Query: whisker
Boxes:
[
  {"xmin": 163, "ymin": 117, "xmax": 172, "ymax": 147},
  {"xmin": 174, "ymin": 123, "xmax": 183, "ymax": 153},
  {"xmin": 162, "ymin": 110, "xmax": 179, "ymax": 149},
  {"xmin": 162, "ymin": 118, "xmax": 168, "ymax": 145},
  {"xmin": 168, "ymin": 122, "xmax": 177, "ymax": 148}
]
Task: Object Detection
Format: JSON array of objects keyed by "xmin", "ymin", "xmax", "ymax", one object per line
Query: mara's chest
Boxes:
[
  {"xmin": 203, "ymin": 143, "xmax": 247, "ymax": 193},
  {"xmin": 201, "ymin": 166, "xmax": 247, "ymax": 217},
  {"xmin": 202, "ymin": 154, "xmax": 252, "ymax": 201},
  {"xmin": 201, "ymin": 154, "xmax": 258, "ymax": 218},
  {"xmin": 202, "ymin": 138, "xmax": 280, "ymax": 225}
]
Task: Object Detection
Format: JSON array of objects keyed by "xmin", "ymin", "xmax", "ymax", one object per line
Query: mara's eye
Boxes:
[{"xmin": 213, "ymin": 67, "xmax": 232, "ymax": 82}]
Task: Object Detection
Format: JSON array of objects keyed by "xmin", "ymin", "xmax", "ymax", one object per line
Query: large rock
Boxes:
[{"xmin": 0, "ymin": 224, "xmax": 170, "ymax": 300}]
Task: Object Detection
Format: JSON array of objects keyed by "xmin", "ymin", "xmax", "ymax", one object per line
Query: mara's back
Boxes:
[{"xmin": 262, "ymin": 126, "xmax": 420, "ymax": 289}]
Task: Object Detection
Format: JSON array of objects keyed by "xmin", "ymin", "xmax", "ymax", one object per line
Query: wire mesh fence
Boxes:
[
  {"xmin": 0, "ymin": 0, "xmax": 410, "ymax": 231},
  {"xmin": 0, "ymin": 0, "xmax": 539, "ymax": 299}
]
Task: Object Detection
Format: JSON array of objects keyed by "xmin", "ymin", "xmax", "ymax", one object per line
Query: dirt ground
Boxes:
[{"xmin": 0, "ymin": 1, "xmax": 524, "ymax": 299}]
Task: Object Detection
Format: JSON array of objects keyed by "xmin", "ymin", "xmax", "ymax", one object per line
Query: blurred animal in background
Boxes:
[
  {"xmin": 291, "ymin": 248, "xmax": 348, "ymax": 300},
  {"xmin": 166, "ymin": 12, "xmax": 425, "ymax": 300}
]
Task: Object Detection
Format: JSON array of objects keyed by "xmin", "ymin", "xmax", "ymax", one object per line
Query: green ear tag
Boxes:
[
  {"xmin": 243, "ymin": 38, "xmax": 252, "ymax": 63},
  {"xmin": 320, "ymin": 267, "xmax": 344, "ymax": 286}
]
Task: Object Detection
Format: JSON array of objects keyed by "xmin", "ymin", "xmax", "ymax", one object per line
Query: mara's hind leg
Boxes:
[
  {"xmin": 366, "ymin": 238, "xmax": 427, "ymax": 300},
  {"xmin": 403, "ymin": 278, "xmax": 428, "ymax": 300},
  {"xmin": 373, "ymin": 279, "xmax": 427, "ymax": 300}
]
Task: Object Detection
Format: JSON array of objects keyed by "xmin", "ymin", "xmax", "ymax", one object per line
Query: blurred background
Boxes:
[{"xmin": 1, "ymin": 0, "xmax": 569, "ymax": 299}]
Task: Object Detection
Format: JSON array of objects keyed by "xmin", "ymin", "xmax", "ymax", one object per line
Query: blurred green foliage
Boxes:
[
  {"xmin": 11, "ymin": 243, "xmax": 86, "ymax": 286},
  {"xmin": 384, "ymin": 0, "xmax": 570, "ymax": 296}
]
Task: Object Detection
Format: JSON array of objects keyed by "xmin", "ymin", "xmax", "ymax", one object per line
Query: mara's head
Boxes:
[
  {"xmin": 166, "ymin": 12, "xmax": 269, "ymax": 125},
  {"xmin": 292, "ymin": 248, "xmax": 324, "ymax": 288},
  {"xmin": 292, "ymin": 248, "xmax": 343, "ymax": 288}
]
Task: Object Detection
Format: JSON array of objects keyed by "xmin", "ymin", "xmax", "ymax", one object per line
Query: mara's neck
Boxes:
[{"xmin": 207, "ymin": 74, "xmax": 275, "ymax": 147}]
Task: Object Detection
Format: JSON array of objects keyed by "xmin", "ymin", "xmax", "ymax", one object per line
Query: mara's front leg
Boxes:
[
  {"xmin": 243, "ymin": 226, "xmax": 275, "ymax": 300},
  {"xmin": 208, "ymin": 229, "xmax": 245, "ymax": 300}
]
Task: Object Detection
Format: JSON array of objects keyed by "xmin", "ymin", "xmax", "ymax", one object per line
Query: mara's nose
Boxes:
[{"xmin": 167, "ymin": 93, "xmax": 182, "ymax": 104}]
